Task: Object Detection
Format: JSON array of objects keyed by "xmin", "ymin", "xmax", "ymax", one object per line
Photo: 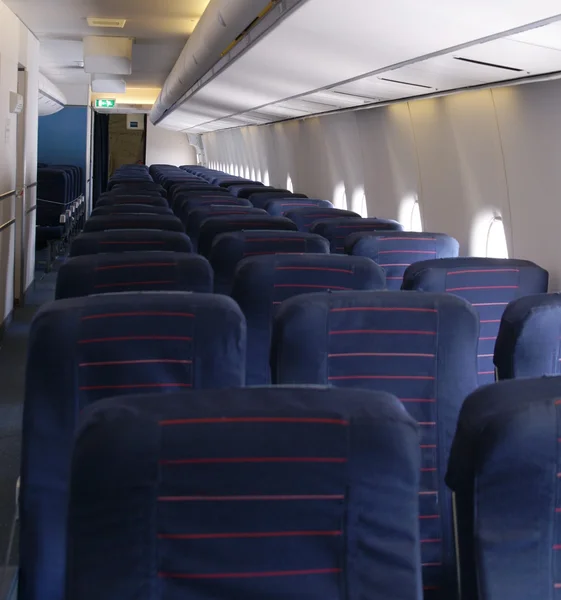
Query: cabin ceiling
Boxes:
[
  {"xmin": 3, "ymin": 0, "xmax": 210, "ymax": 87},
  {"xmin": 151, "ymin": 0, "xmax": 561, "ymax": 133}
]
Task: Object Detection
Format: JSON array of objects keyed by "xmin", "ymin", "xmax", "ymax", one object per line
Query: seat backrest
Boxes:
[
  {"xmin": 197, "ymin": 215, "xmax": 298, "ymax": 258},
  {"xmin": 272, "ymin": 290, "xmax": 479, "ymax": 599},
  {"xmin": 69, "ymin": 230, "xmax": 193, "ymax": 256},
  {"xmin": 233, "ymin": 254, "xmax": 386, "ymax": 385},
  {"xmin": 228, "ymin": 184, "xmax": 279, "ymax": 198},
  {"xmin": 494, "ymin": 293, "xmax": 561, "ymax": 380},
  {"xmin": 446, "ymin": 376, "xmax": 561, "ymax": 600},
  {"xmin": 175, "ymin": 195, "xmax": 250, "ymax": 217},
  {"xmin": 249, "ymin": 191, "xmax": 308, "ymax": 209},
  {"xmin": 92, "ymin": 204, "xmax": 173, "ymax": 216},
  {"xmin": 21, "ymin": 292, "xmax": 246, "ymax": 600},
  {"xmin": 310, "ymin": 218, "xmax": 404, "ymax": 253},
  {"xmin": 67, "ymin": 386, "xmax": 422, "ymax": 600},
  {"xmin": 184, "ymin": 207, "xmax": 268, "ymax": 247},
  {"xmin": 83, "ymin": 214, "xmax": 185, "ymax": 233},
  {"xmin": 56, "ymin": 252, "xmax": 213, "ymax": 299},
  {"xmin": 109, "ymin": 182, "xmax": 166, "ymax": 197},
  {"xmin": 97, "ymin": 195, "xmax": 169, "ymax": 208},
  {"xmin": 347, "ymin": 231, "xmax": 459, "ymax": 289},
  {"xmin": 265, "ymin": 198, "xmax": 334, "ymax": 216},
  {"xmin": 284, "ymin": 207, "xmax": 360, "ymax": 232},
  {"xmin": 402, "ymin": 258, "xmax": 549, "ymax": 385},
  {"xmin": 210, "ymin": 230, "xmax": 331, "ymax": 295}
]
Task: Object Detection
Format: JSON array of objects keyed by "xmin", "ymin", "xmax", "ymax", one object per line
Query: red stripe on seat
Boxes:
[
  {"xmin": 159, "ymin": 417, "xmax": 349, "ymax": 426},
  {"xmin": 419, "ymin": 515, "xmax": 440, "ymax": 520},
  {"xmin": 446, "ymin": 269, "xmax": 520, "ymax": 276},
  {"xmin": 479, "ymin": 337, "xmax": 497, "ymax": 341},
  {"xmin": 79, "ymin": 383, "xmax": 193, "ymax": 391},
  {"xmin": 82, "ymin": 312, "xmax": 194, "ymax": 320},
  {"xmin": 472, "ymin": 302, "xmax": 508, "ymax": 307},
  {"xmin": 276, "ymin": 267, "xmax": 354, "ymax": 274},
  {"xmin": 79, "ymin": 336, "xmax": 192, "ymax": 344},
  {"xmin": 478, "ymin": 371, "xmax": 495, "ymax": 375},
  {"xmin": 330, "ymin": 307, "xmax": 437, "ymax": 313},
  {"xmin": 247, "ymin": 238, "xmax": 306, "ymax": 243},
  {"xmin": 480, "ymin": 320, "xmax": 501, "ymax": 324},
  {"xmin": 446, "ymin": 286, "xmax": 518, "ymax": 292},
  {"xmin": 99, "ymin": 241, "xmax": 165, "ymax": 245},
  {"xmin": 275, "ymin": 284, "xmax": 351, "ymax": 290},
  {"xmin": 160, "ymin": 457, "xmax": 347, "ymax": 465},
  {"xmin": 421, "ymin": 468, "xmax": 437, "ymax": 472},
  {"xmin": 329, "ymin": 375, "xmax": 435, "ymax": 381},
  {"xmin": 330, "ymin": 330, "xmax": 436, "ymax": 336},
  {"xmin": 378, "ymin": 250, "xmax": 436, "ymax": 255},
  {"xmin": 378, "ymin": 263, "xmax": 411, "ymax": 267},
  {"xmin": 401, "ymin": 398, "xmax": 436, "ymax": 403},
  {"xmin": 420, "ymin": 445, "xmax": 437, "ymax": 449},
  {"xmin": 158, "ymin": 494, "xmax": 345, "ymax": 502},
  {"xmin": 379, "ymin": 237, "xmax": 436, "ymax": 241},
  {"xmin": 94, "ymin": 280, "xmax": 176, "ymax": 289},
  {"xmin": 329, "ymin": 352, "xmax": 435, "ymax": 358},
  {"xmin": 95, "ymin": 263, "xmax": 176, "ymax": 271},
  {"xmin": 419, "ymin": 491, "xmax": 438, "ymax": 496},
  {"xmin": 158, "ymin": 568, "xmax": 342, "ymax": 580},
  {"xmin": 423, "ymin": 563, "xmax": 443, "ymax": 568},
  {"xmin": 80, "ymin": 359, "xmax": 192, "ymax": 367},
  {"xmin": 158, "ymin": 530, "xmax": 342, "ymax": 540},
  {"xmin": 421, "ymin": 539, "xmax": 442, "ymax": 544}
]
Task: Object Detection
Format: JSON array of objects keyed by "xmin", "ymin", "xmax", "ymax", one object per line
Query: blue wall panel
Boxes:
[{"xmin": 38, "ymin": 107, "xmax": 88, "ymax": 194}]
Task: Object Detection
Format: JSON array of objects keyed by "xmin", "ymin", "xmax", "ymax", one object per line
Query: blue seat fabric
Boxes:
[
  {"xmin": 56, "ymin": 252, "xmax": 213, "ymax": 299},
  {"xmin": 402, "ymin": 258, "xmax": 549, "ymax": 385},
  {"xmin": 284, "ymin": 208, "xmax": 360, "ymax": 233},
  {"xmin": 446, "ymin": 376, "xmax": 561, "ymax": 600},
  {"xmin": 494, "ymin": 293, "xmax": 561, "ymax": 380},
  {"xmin": 346, "ymin": 232, "xmax": 459, "ymax": 290},
  {"xmin": 83, "ymin": 214, "xmax": 185, "ymax": 234},
  {"xmin": 20, "ymin": 292, "xmax": 246, "ymax": 600},
  {"xmin": 266, "ymin": 198, "xmax": 334, "ymax": 217},
  {"xmin": 310, "ymin": 218, "xmax": 404, "ymax": 253},
  {"xmin": 233, "ymin": 254, "xmax": 386, "ymax": 385},
  {"xmin": 67, "ymin": 387, "xmax": 422, "ymax": 600},
  {"xmin": 272, "ymin": 290, "xmax": 479, "ymax": 599},
  {"xmin": 92, "ymin": 204, "xmax": 173, "ymax": 216},
  {"xmin": 69, "ymin": 230, "xmax": 192, "ymax": 256}
]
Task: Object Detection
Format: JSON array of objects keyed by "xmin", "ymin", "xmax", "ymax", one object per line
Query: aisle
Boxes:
[{"xmin": 0, "ymin": 261, "xmax": 58, "ymax": 581}]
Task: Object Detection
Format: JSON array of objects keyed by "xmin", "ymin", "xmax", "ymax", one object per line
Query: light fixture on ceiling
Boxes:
[{"xmin": 87, "ymin": 17, "xmax": 127, "ymax": 28}]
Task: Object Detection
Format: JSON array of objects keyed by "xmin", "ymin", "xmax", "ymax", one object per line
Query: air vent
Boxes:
[
  {"xmin": 87, "ymin": 17, "xmax": 127, "ymax": 28},
  {"xmin": 453, "ymin": 57, "xmax": 523, "ymax": 72},
  {"xmin": 379, "ymin": 78, "xmax": 432, "ymax": 89}
]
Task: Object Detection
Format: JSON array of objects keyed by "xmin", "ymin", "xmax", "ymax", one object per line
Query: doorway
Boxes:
[{"xmin": 108, "ymin": 113, "xmax": 147, "ymax": 175}]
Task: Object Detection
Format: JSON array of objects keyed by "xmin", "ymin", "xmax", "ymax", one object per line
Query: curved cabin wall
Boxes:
[{"xmin": 203, "ymin": 78, "xmax": 561, "ymax": 289}]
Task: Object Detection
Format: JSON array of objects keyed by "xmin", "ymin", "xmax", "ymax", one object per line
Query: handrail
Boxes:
[
  {"xmin": 0, "ymin": 219, "xmax": 16, "ymax": 233},
  {"xmin": 25, "ymin": 205, "xmax": 37, "ymax": 215},
  {"xmin": 0, "ymin": 191, "xmax": 15, "ymax": 202}
]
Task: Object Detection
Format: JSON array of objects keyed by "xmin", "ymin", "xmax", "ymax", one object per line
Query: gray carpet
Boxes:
[{"xmin": 0, "ymin": 256, "xmax": 59, "ymax": 583}]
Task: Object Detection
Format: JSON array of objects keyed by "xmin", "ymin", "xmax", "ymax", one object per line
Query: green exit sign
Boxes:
[{"xmin": 95, "ymin": 98, "xmax": 116, "ymax": 109}]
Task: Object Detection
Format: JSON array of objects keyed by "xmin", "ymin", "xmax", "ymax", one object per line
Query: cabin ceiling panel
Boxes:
[{"xmin": 3, "ymin": 0, "xmax": 209, "ymax": 87}]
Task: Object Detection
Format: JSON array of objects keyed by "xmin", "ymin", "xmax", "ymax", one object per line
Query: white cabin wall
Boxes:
[
  {"xmin": 146, "ymin": 122, "xmax": 197, "ymax": 167},
  {"xmin": 0, "ymin": 0, "xmax": 39, "ymax": 322},
  {"xmin": 203, "ymin": 77, "xmax": 561, "ymax": 290}
]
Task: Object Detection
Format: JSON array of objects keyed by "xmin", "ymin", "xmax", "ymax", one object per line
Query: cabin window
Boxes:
[
  {"xmin": 353, "ymin": 189, "xmax": 368, "ymax": 217},
  {"xmin": 251, "ymin": 168, "xmax": 256, "ymax": 181},
  {"xmin": 486, "ymin": 217, "xmax": 509, "ymax": 259},
  {"xmin": 286, "ymin": 175, "xmax": 294, "ymax": 193},
  {"xmin": 263, "ymin": 171, "xmax": 270, "ymax": 186},
  {"xmin": 410, "ymin": 201, "xmax": 423, "ymax": 232},
  {"xmin": 333, "ymin": 183, "xmax": 347, "ymax": 209}
]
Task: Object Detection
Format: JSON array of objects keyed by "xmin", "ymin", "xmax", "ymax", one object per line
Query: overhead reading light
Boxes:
[
  {"xmin": 87, "ymin": 17, "xmax": 127, "ymax": 28},
  {"xmin": 379, "ymin": 77, "xmax": 433, "ymax": 90},
  {"xmin": 453, "ymin": 57, "xmax": 524, "ymax": 72}
]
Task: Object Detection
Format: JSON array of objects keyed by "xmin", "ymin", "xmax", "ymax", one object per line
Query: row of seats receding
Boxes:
[
  {"xmin": 36, "ymin": 163, "xmax": 85, "ymax": 270},
  {"xmin": 20, "ymin": 163, "xmax": 560, "ymax": 600}
]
